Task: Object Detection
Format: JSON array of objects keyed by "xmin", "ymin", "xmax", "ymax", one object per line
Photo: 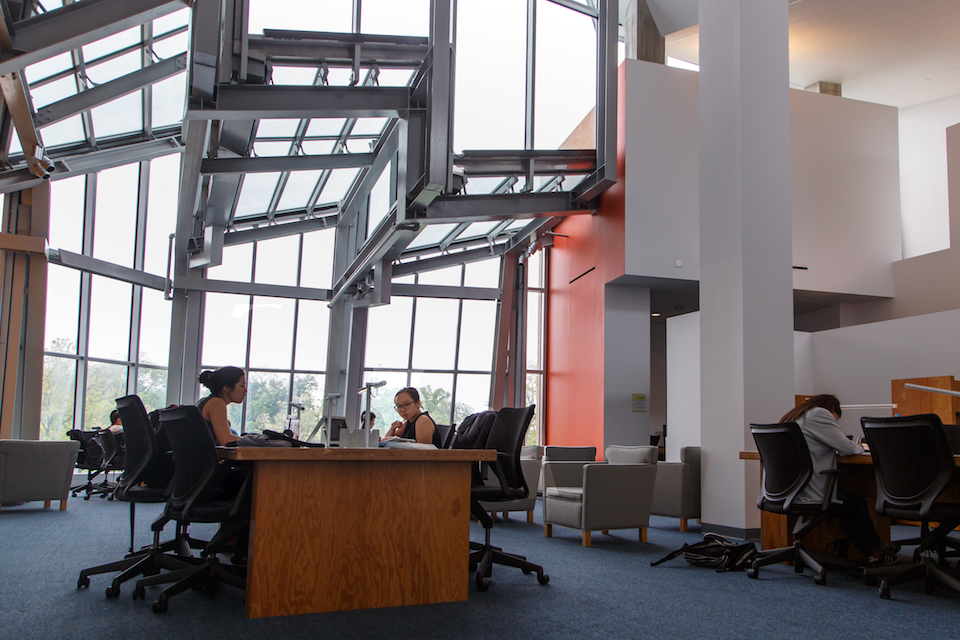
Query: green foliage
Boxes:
[
  {"xmin": 40, "ymin": 346, "xmax": 77, "ymax": 441},
  {"xmin": 245, "ymin": 374, "xmax": 291, "ymax": 432},
  {"xmin": 363, "ymin": 383, "xmax": 479, "ymax": 431}
]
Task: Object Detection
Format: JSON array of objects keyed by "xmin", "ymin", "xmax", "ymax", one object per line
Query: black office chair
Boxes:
[
  {"xmin": 78, "ymin": 396, "xmax": 194, "ymax": 597},
  {"xmin": 747, "ymin": 422, "xmax": 849, "ymax": 585},
  {"xmin": 467, "ymin": 405, "xmax": 549, "ymax": 591},
  {"xmin": 434, "ymin": 422, "xmax": 457, "ymax": 449},
  {"xmin": 68, "ymin": 428, "xmax": 117, "ymax": 499},
  {"xmin": 861, "ymin": 414, "xmax": 960, "ymax": 599},
  {"xmin": 133, "ymin": 405, "xmax": 250, "ymax": 613}
]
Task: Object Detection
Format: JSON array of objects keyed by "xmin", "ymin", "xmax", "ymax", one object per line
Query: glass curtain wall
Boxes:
[
  {"xmin": 525, "ymin": 248, "xmax": 546, "ymax": 445},
  {"xmin": 41, "ymin": 154, "xmax": 180, "ymax": 439}
]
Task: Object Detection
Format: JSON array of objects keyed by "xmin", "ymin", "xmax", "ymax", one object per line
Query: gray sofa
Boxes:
[
  {"xmin": 0, "ymin": 439, "xmax": 80, "ymax": 513},
  {"xmin": 543, "ymin": 445, "xmax": 658, "ymax": 547},
  {"xmin": 650, "ymin": 446, "xmax": 701, "ymax": 531}
]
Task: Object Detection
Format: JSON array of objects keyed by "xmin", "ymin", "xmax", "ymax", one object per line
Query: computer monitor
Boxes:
[{"xmin": 326, "ymin": 418, "xmax": 348, "ymax": 447}]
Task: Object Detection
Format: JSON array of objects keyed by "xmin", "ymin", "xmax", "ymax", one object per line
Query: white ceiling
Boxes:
[{"xmin": 637, "ymin": 0, "xmax": 960, "ymax": 109}]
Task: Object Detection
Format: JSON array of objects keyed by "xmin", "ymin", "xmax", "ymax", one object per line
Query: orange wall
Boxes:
[{"xmin": 544, "ymin": 63, "xmax": 627, "ymax": 458}]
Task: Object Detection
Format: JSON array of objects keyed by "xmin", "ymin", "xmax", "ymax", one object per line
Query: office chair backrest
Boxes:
[
  {"xmin": 750, "ymin": 422, "xmax": 813, "ymax": 512},
  {"xmin": 484, "ymin": 406, "xmax": 536, "ymax": 496},
  {"xmin": 116, "ymin": 395, "xmax": 172, "ymax": 493},
  {"xmin": 98, "ymin": 428, "xmax": 122, "ymax": 469},
  {"xmin": 158, "ymin": 405, "xmax": 221, "ymax": 521},
  {"xmin": 861, "ymin": 414, "xmax": 955, "ymax": 519}
]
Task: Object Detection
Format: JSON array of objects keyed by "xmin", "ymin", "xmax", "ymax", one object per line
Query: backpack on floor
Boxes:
[{"xmin": 651, "ymin": 533, "xmax": 757, "ymax": 572}]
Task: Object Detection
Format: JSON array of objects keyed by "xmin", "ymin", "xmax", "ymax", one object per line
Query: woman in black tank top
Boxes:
[
  {"xmin": 382, "ymin": 387, "xmax": 441, "ymax": 448},
  {"xmin": 197, "ymin": 366, "xmax": 246, "ymax": 446}
]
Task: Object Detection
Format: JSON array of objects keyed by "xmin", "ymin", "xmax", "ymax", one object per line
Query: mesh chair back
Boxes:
[
  {"xmin": 750, "ymin": 422, "xmax": 813, "ymax": 511},
  {"xmin": 434, "ymin": 423, "xmax": 454, "ymax": 449},
  {"xmin": 158, "ymin": 405, "xmax": 221, "ymax": 519},
  {"xmin": 861, "ymin": 414, "xmax": 955, "ymax": 518},
  {"xmin": 484, "ymin": 406, "xmax": 536, "ymax": 496},
  {"xmin": 116, "ymin": 395, "xmax": 174, "ymax": 493}
]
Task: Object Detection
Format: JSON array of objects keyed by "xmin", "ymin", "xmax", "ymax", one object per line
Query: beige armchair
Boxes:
[
  {"xmin": 478, "ymin": 446, "xmax": 542, "ymax": 522},
  {"xmin": 651, "ymin": 446, "xmax": 701, "ymax": 531},
  {"xmin": 0, "ymin": 439, "xmax": 80, "ymax": 513},
  {"xmin": 542, "ymin": 445, "xmax": 658, "ymax": 547}
]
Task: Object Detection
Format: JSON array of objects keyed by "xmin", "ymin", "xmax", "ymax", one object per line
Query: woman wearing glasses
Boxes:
[{"xmin": 383, "ymin": 387, "xmax": 442, "ymax": 447}]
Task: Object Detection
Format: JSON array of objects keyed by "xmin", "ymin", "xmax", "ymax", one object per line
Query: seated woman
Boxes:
[
  {"xmin": 781, "ymin": 394, "xmax": 898, "ymax": 565},
  {"xmin": 382, "ymin": 387, "xmax": 441, "ymax": 448},
  {"xmin": 196, "ymin": 366, "xmax": 246, "ymax": 446}
]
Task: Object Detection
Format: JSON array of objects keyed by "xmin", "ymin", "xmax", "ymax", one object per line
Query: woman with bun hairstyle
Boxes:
[{"xmin": 196, "ymin": 366, "xmax": 246, "ymax": 445}]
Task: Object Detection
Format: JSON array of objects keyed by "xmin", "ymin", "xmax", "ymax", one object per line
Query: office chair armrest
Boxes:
[
  {"xmin": 818, "ymin": 469, "xmax": 842, "ymax": 511},
  {"xmin": 542, "ymin": 461, "xmax": 590, "ymax": 489},
  {"xmin": 487, "ymin": 453, "xmax": 526, "ymax": 497},
  {"xmin": 229, "ymin": 463, "xmax": 253, "ymax": 518}
]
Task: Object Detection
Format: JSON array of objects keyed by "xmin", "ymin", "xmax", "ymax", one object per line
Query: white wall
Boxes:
[
  {"xmin": 665, "ymin": 311, "xmax": 700, "ymax": 461},
  {"xmin": 794, "ymin": 331, "xmax": 813, "ymax": 395},
  {"xmin": 790, "ymin": 90, "xmax": 901, "ymax": 297},
  {"xmin": 650, "ymin": 320, "xmax": 667, "ymax": 436},
  {"xmin": 623, "ymin": 60, "xmax": 700, "ymax": 281},
  {"xmin": 807, "ymin": 308, "xmax": 960, "ymax": 437},
  {"xmin": 899, "ymin": 94, "xmax": 960, "ymax": 258},
  {"xmin": 603, "ymin": 285, "xmax": 651, "ymax": 449}
]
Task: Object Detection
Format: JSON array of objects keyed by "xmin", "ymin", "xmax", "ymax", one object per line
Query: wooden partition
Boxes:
[{"xmin": 892, "ymin": 376, "xmax": 960, "ymax": 424}]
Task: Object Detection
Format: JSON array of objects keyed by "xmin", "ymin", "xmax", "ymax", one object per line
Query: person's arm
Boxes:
[
  {"xmin": 383, "ymin": 420, "xmax": 404, "ymax": 439},
  {"xmin": 413, "ymin": 414, "xmax": 437, "ymax": 446},
  {"xmin": 201, "ymin": 397, "xmax": 238, "ymax": 445},
  {"xmin": 805, "ymin": 407, "xmax": 864, "ymax": 455}
]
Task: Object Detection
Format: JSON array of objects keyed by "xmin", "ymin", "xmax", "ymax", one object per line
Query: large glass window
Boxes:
[{"xmin": 525, "ymin": 249, "xmax": 546, "ymax": 445}]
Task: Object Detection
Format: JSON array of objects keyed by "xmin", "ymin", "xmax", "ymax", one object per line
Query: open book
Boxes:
[{"xmin": 379, "ymin": 437, "xmax": 438, "ymax": 450}]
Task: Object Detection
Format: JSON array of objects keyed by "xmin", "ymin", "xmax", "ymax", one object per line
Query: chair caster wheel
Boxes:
[
  {"xmin": 522, "ymin": 568, "xmax": 532, "ymax": 574},
  {"xmin": 864, "ymin": 575, "xmax": 878, "ymax": 587},
  {"xmin": 538, "ymin": 573, "xmax": 550, "ymax": 585},
  {"xmin": 476, "ymin": 575, "xmax": 489, "ymax": 592},
  {"xmin": 84, "ymin": 496, "xmax": 90, "ymax": 500},
  {"xmin": 133, "ymin": 586, "xmax": 145, "ymax": 600},
  {"xmin": 747, "ymin": 567, "xmax": 758, "ymax": 579},
  {"xmin": 105, "ymin": 585, "xmax": 120, "ymax": 598},
  {"xmin": 78, "ymin": 575, "xmax": 90, "ymax": 589},
  {"xmin": 814, "ymin": 571, "xmax": 827, "ymax": 586},
  {"xmin": 879, "ymin": 581, "xmax": 891, "ymax": 599},
  {"xmin": 152, "ymin": 597, "xmax": 168, "ymax": 613}
]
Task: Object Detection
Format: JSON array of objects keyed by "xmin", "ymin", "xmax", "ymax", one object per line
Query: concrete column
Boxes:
[
  {"xmin": 624, "ymin": 0, "xmax": 665, "ymax": 64},
  {"xmin": 603, "ymin": 284, "xmax": 651, "ymax": 449},
  {"xmin": 698, "ymin": 0, "xmax": 795, "ymax": 539}
]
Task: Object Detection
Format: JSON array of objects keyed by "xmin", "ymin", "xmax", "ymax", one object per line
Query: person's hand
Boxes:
[{"xmin": 390, "ymin": 420, "xmax": 403, "ymax": 436}]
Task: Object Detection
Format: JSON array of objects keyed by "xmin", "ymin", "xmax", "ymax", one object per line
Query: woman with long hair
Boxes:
[{"xmin": 781, "ymin": 394, "xmax": 896, "ymax": 565}]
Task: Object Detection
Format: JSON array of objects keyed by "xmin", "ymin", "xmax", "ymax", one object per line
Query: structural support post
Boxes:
[
  {"xmin": 624, "ymin": 0, "xmax": 664, "ymax": 64},
  {"xmin": 0, "ymin": 183, "xmax": 49, "ymax": 440},
  {"xmin": 698, "ymin": 0, "xmax": 794, "ymax": 539}
]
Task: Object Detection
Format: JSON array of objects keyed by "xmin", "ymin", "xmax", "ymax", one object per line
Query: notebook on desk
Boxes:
[{"xmin": 379, "ymin": 437, "xmax": 438, "ymax": 450}]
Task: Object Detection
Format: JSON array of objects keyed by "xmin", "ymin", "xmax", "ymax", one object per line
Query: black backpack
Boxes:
[
  {"xmin": 651, "ymin": 533, "xmax": 757, "ymax": 572},
  {"xmin": 451, "ymin": 410, "xmax": 497, "ymax": 450}
]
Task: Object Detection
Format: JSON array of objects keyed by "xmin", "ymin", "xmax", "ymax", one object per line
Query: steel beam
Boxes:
[
  {"xmin": 249, "ymin": 32, "xmax": 429, "ymax": 66},
  {"xmin": 185, "ymin": 84, "xmax": 411, "ymax": 120},
  {"xmin": 455, "ymin": 150, "xmax": 597, "ymax": 176},
  {"xmin": 390, "ymin": 283, "xmax": 499, "ymax": 301},
  {"xmin": 0, "ymin": 0, "xmax": 188, "ymax": 77},
  {"xmin": 223, "ymin": 213, "xmax": 339, "ymax": 245},
  {"xmin": 173, "ymin": 275, "xmax": 332, "ymax": 301},
  {"xmin": 420, "ymin": 191, "xmax": 577, "ymax": 223},
  {"xmin": 392, "ymin": 244, "xmax": 507, "ymax": 278},
  {"xmin": 34, "ymin": 53, "xmax": 187, "ymax": 127},
  {"xmin": 48, "ymin": 248, "xmax": 166, "ymax": 290},
  {"xmin": 339, "ymin": 118, "xmax": 401, "ymax": 227},
  {"xmin": 201, "ymin": 152, "xmax": 374, "ymax": 174}
]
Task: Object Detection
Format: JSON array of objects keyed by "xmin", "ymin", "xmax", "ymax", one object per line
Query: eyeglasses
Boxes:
[{"xmin": 394, "ymin": 401, "xmax": 415, "ymax": 412}]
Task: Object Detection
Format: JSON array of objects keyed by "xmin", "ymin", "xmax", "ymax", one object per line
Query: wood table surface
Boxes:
[{"xmin": 219, "ymin": 446, "xmax": 495, "ymax": 618}]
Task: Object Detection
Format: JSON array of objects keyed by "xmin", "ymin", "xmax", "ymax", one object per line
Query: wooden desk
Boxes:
[
  {"xmin": 740, "ymin": 451, "xmax": 960, "ymax": 555},
  {"xmin": 219, "ymin": 447, "xmax": 496, "ymax": 618}
]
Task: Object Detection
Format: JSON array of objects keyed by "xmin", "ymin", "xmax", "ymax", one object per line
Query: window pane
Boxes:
[
  {"xmin": 411, "ymin": 298, "xmax": 459, "ymax": 370},
  {"xmin": 94, "ymin": 163, "xmax": 140, "ymax": 267},
  {"xmin": 49, "ymin": 174, "xmax": 85, "ymax": 253},
  {"xmin": 145, "ymin": 153, "xmax": 180, "ymax": 276},
  {"xmin": 82, "ymin": 26, "xmax": 140, "ymax": 61},
  {"xmin": 455, "ymin": 0, "xmax": 526, "ymax": 151},
  {"xmin": 249, "ymin": 0, "xmax": 352, "ymax": 34},
  {"xmin": 464, "ymin": 255, "xmax": 502, "ymax": 287},
  {"xmin": 254, "ymin": 236, "xmax": 299, "ymax": 286},
  {"xmin": 87, "ymin": 276, "xmax": 132, "ymax": 361},
  {"xmin": 293, "ymin": 373, "xmax": 325, "ymax": 437},
  {"xmin": 299, "ymin": 229, "xmax": 335, "ymax": 289},
  {"xmin": 248, "ymin": 296, "xmax": 295, "ymax": 369},
  {"xmin": 454, "ymin": 373, "xmax": 492, "ymax": 422},
  {"xmin": 207, "ymin": 243, "xmax": 253, "ymax": 282},
  {"xmin": 527, "ymin": 249, "xmax": 543, "ymax": 288},
  {"xmin": 361, "ymin": 0, "xmax": 429, "ymax": 36},
  {"xmin": 418, "ymin": 265, "xmax": 462, "ymax": 286},
  {"xmin": 41, "ymin": 356, "xmax": 76, "ymax": 440},
  {"xmin": 39, "ymin": 114, "xmax": 85, "ymax": 148},
  {"xmin": 245, "ymin": 371, "xmax": 290, "ymax": 433},
  {"xmin": 45, "ymin": 264, "xmax": 79, "ymax": 354},
  {"xmin": 92, "ymin": 92, "xmax": 144, "ymax": 138},
  {"xmin": 535, "ymin": 0, "xmax": 596, "ymax": 150},
  {"xmin": 152, "ymin": 71, "xmax": 187, "ymax": 129},
  {"xmin": 30, "ymin": 75, "xmax": 77, "ymax": 109},
  {"xmin": 458, "ymin": 300, "xmax": 496, "ymax": 371},
  {"xmin": 525, "ymin": 373, "xmax": 542, "ymax": 445},
  {"xmin": 410, "ymin": 373, "xmax": 455, "ymax": 425},
  {"xmin": 137, "ymin": 367, "xmax": 168, "ymax": 414},
  {"xmin": 202, "ymin": 293, "xmax": 250, "ymax": 367},
  {"xmin": 367, "ymin": 165, "xmax": 392, "ymax": 237},
  {"xmin": 139, "ymin": 288, "xmax": 171, "ymax": 366},
  {"xmin": 84, "ymin": 362, "xmax": 129, "ymax": 429},
  {"xmin": 318, "ymin": 168, "xmax": 360, "ymax": 203},
  {"xmin": 360, "ymin": 373, "xmax": 410, "ymax": 428},
  {"xmin": 294, "ymin": 300, "xmax": 329, "ymax": 371},
  {"xmin": 85, "ymin": 50, "xmax": 140, "ymax": 84},
  {"xmin": 365, "ymin": 297, "xmax": 413, "ymax": 369},
  {"xmin": 235, "ymin": 172, "xmax": 281, "ymax": 218},
  {"xmin": 277, "ymin": 170, "xmax": 323, "ymax": 212},
  {"xmin": 526, "ymin": 290, "xmax": 543, "ymax": 369},
  {"xmin": 25, "ymin": 52, "xmax": 73, "ymax": 84}
]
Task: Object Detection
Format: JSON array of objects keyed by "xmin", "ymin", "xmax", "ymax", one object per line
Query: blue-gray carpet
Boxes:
[{"xmin": 2, "ymin": 493, "xmax": 959, "ymax": 640}]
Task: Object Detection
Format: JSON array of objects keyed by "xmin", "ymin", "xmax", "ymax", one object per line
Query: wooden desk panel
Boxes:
[{"xmin": 219, "ymin": 447, "xmax": 495, "ymax": 618}]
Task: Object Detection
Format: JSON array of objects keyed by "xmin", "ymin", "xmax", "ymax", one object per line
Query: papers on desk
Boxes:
[{"xmin": 379, "ymin": 437, "xmax": 438, "ymax": 450}]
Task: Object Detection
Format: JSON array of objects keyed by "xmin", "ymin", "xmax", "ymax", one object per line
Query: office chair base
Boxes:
[
  {"xmin": 469, "ymin": 541, "xmax": 549, "ymax": 590},
  {"xmin": 876, "ymin": 557, "xmax": 960, "ymax": 600},
  {"xmin": 747, "ymin": 541, "xmax": 845, "ymax": 585}
]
